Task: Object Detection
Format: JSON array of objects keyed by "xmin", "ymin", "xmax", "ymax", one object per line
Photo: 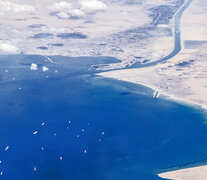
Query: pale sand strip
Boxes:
[
  {"xmin": 98, "ymin": 48, "xmax": 207, "ymax": 180},
  {"xmin": 98, "ymin": 46, "xmax": 207, "ymax": 111},
  {"xmin": 158, "ymin": 165, "xmax": 207, "ymax": 180},
  {"xmin": 99, "ymin": 0, "xmax": 207, "ymax": 179},
  {"xmin": 98, "ymin": 45, "xmax": 207, "ymax": 180}
]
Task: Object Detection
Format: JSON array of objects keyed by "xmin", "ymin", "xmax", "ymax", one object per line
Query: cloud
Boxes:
[
  {"xmin": 49, "ymin": 1, "xmax": 105, "ymax": 20},
  {"xmin": 54, "ymin": 9, "xmax": 85, "ymax": 19},
  {"xmin": 49, "ymin": 1, "xmax": 85, "ymax": 19},
  {"xmin": 56, "ymin": 12, "xmax": 70, "ymax": 19},
  {"xmin": 0, "ymin": 0, "xmax": 35, "ymax": 13},
  {"xmin": 41, "ymin": 27, "xmax": 70, "ymax": 33},
  {"xmin": 0, "ymin": 42, "xmax": 19, "ymax": 53},
  {"xmin": 48, "ymin": 1, "xmax": 73, "ymax": 11},
  {"xmin": 79, "ymin": 0, "xmax": 107, "ymax": 12},
  {"xmin": 70, "ymin": 9, "xmax": 85, "ymax": 18}
]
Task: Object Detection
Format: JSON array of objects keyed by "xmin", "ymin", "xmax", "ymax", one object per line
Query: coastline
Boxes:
[
  {"xmin": 3, "ymin": 54, "xmax": 207, "ymax": 179},
  {"xmin": 98, "ymin": 66, "xmax": 207, "ymax": 180},
  {"xmin": 158, "ymin": 165, "xmax": 207, "ymax": 180},
  {"xmin": 98, "ymin": 1, "xmax": 207, "ymax": 178},
  {"xmin": 134, "ymin": 82, "xmax": 207, "ymax": 111},
  {"xmin": 98, "ymin": 57, "xmax": 207, "ymax": 112},
  {"xmin": 98, "ymin": 38, "xmax": 207, "ymax": 180},
  {"xmin": 0, "ymin": 0, "xmax": 207, "ymax": 179}
]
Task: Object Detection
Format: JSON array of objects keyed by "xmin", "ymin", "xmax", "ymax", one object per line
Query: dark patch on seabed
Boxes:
[{"xmin": 0, "ymin": 55, "xmax": 207, "ymax": 180}]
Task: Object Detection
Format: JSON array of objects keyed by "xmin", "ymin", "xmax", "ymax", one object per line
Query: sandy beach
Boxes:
[
  {"xmin": 99, "ymin": 0, "xmax": 207, "ymax": 179},
  {"xmin": 99, "ymin": 47, "xmax": 207, "ymax": 180},
  {"xmin": 99, "ymin": 45, "xmax": 207, "ymax": 111},
  {"xmin": 0, "ymin": 0, "xmax": 207, "ymax": 179},
  {"xmin": 158, "ymin": 165, "xmax": 207, "ymax": 180}
]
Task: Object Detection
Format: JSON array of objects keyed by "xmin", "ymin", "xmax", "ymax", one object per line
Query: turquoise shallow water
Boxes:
[{"xmin": 0, "ymin": 55, "xmax": 207, "ymax": 179}]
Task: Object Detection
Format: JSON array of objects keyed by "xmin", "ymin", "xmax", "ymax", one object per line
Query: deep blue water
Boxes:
[{"xmin": 0, "ymin": 55, "xmax": 207, "ymax": 180}]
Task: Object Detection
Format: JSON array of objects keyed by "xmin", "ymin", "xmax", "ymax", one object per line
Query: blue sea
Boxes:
[{"xmin": 0, "ymin": 55, "xmax": 207, "ymax": 179}]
